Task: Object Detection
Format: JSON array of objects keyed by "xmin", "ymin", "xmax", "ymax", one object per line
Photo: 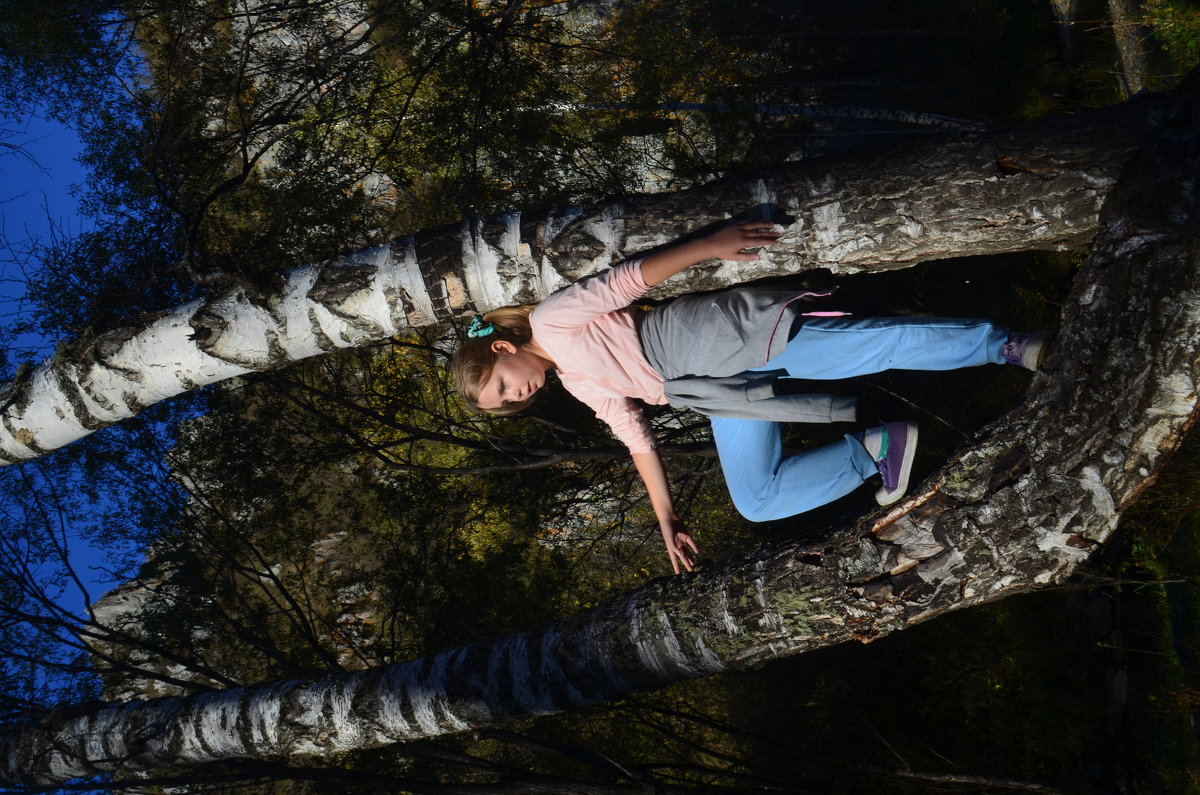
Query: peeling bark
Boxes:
[
  {"xmin": 1, "ymin": 75, "xmax": 1198, "ymax": 787},
  {"xmin": 0, "ymin": 97, "xmax": 1166, "ymax": 464}
]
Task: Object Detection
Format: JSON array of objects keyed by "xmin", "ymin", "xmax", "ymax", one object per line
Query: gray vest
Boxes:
[{"xmin": 639, "ymin": 287, "xmax": 857, "ymax": 423}]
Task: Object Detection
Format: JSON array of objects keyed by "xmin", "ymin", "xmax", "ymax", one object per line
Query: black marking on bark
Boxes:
[
  {"xmin": 52, "ymin": 368, "xmax": 106, "ymax": 432},
  {"xmin": 224, "ymin": 689, "xmax": 256, "ymax": 759},
  {"xmin": 392, "ymin": 663, "xmax": 419, "ymax": 733},
  {"xmin": 263, "ymin": 328, "xmax": 290, "ymax": 369},
  {"xmin": 259, "ymin": 288, "xmax": 291, "ymax": 330},
  {"xmin": 1, "ymin": 411, "xmax": 45, "ymax": 456},
  {"xmin": 349, "ymin": 667, "xmax": 390, "ymax": 740},
  {"xmin": 520, "ymin": 213, "xmax": 545, "ymax": 263},
  {"xmin": 187, "ymin": 324, "xmax": 212, "ymax": 344},
  {"xmin": 549, "ymin": 218, "xmax": 607, "ymax": 261},
  {"xmin": 271, "ymin": 684, "xmax": 310, "ymax": 754},
  {"xmin": 120, "ymin": 390, "xmax": 148, "ymax": 415},
  {"xmin": 76, "ymin": 367, "xmax": 121, "ymax": 414},
  {"xmin": 424, "ymin": 279, "xmax": 448, "ymax": 315},
  {"xmin": 478, "ymin": 215, "xmax": 511, "ymax": 255},
  {"xmin": 309, "ymin": 263, "xmax": 376, "ymax": 307},
  {"xmin": 87, "ymin": 348, "xmax": 145, "ymax": 384},
  {"xmin": 93, "ymin": 319, "xmax": 161, "ymax": 362},
  {"xmin": 382, "ymin": 285, "xmax": 417, "ymax": 330},
  {"xmin": 525, "ymin": 630, "xmax": 569, "ymax": 712},
  {"xmin": 325, "ymin": 306, "xmax": 388, "ymax": 342},
  {"xmin": 307, "ymin": 308, "xmax": 338, "ymax": 352},
  {"xmin": 416, "ymin": 228, "xmax": 472, "ymax": 317},
  {"xmin": 189, "ymin": 304, "xmax": 229, "ymax": 355},
  {"xmin": 489, "ymin": 640, "xmax": 533, "ymax": 720},
  {"xmin": 0, "ymin": 365, "xmax": 33, "ymax": 413}
]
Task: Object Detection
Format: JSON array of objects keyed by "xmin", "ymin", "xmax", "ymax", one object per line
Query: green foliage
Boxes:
[
  {"xmin": 1146, "ymin": 0, "xmax": 1200, "ymax": 72},
  {"xmin": 0, "ymin": 0, "xmax": 124, "ymax": 118}
]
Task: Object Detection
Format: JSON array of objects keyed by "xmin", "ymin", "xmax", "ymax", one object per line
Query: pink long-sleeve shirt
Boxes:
[{"xmin": 530, "ymin": 260, "xmax": 665, "ymax": 454}]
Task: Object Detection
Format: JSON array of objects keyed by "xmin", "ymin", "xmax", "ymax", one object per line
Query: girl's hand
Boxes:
[
  {"xmin": 661, "ymin": 518, "xmax": 699, "ymax": 574},
  {"xmin": 640, "ymin": 220, "xmax": 781, "ymax": 286},
  {"xmin": 701, "ymin": 219, "xmax": 781, "ymax": 262},
  {"xmin": 629, "ymin": 451, "xmax": 697, "ymax": 573}
]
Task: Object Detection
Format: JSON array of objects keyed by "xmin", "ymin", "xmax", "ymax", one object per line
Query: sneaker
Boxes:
[
  {"xmin": 862, "ymin": 421, "xmax": 919, "ymax": 506},
  {"xmin": 1000, "ymin": 331, "xmax": 1049, "ymax": 371}
]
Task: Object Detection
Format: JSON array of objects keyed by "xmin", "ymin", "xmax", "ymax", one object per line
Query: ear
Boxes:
[{"xmin": 490, "ymin": 339, "xmax": 518, "ymax": 355}]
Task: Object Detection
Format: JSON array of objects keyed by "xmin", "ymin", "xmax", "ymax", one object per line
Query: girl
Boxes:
[{"xmin": 453, "ymin": 221, "xmax": 1045, "ymax": 574}]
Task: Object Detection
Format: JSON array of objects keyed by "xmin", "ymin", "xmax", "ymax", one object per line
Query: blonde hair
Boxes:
[{"xmin": 452, "ymin": 305, "xmax": 538, "ymax": 416}]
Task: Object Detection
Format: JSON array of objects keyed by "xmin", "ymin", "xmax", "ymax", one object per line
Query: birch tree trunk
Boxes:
[
  {"xmin": 2, "ymin": 75, "xmax": 1197, "ymax": 785},
  {"xmin": 0, "ymin": 97, "xmax": 1163, "ymax": 465},
  {"xmin": 1109, "ymin": 0, "xmax": 1153, "ymax": 97}
]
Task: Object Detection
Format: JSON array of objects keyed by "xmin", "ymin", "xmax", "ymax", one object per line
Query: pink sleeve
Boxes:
[
  {"xmin": 590, "ymin": 396, "xmax": 657, "ymax": 454},
  {"xmin": 533, "ymin": 259, "xmax": 649, "ymax": 329}
]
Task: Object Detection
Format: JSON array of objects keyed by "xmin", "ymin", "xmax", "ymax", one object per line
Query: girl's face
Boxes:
[{"xmin": 475, "ymin": 341, "xmax": 551, "ymax": 410}]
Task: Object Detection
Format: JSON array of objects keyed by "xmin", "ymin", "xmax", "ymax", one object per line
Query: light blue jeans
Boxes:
[{"xmin": 712, "ymin": 317, "xmax": 1008, "ymax": 521}]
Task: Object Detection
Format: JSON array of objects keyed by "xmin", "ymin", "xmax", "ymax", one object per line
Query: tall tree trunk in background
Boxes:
[
  {"xmin": 3, "ymin": 72, "xmax": 1199, "ymax": 785},
  {"xmin": 1109, "ymin": 0, "xmax": 1154, "ymax": 97},
  {"xmin": 1049, "ymin": 0, "xmax": 1078, "ymax": 65},
  {"xmin": 0, "ymin": 97, "xmax": 1163, "ymax": 465}
]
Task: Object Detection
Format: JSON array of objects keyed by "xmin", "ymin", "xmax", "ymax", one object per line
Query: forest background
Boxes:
[{"xmin": 0, "ymin": 0, "xmax": 1199, "ymax": 792}]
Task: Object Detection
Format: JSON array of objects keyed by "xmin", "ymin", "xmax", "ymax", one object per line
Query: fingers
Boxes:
[
  {"xmin": 674, "ymin": 534, "xmax": 698, "ymax": 573},
  {"xmin": 726, "ymin": 221, "xmax": 781, "ymax": 258},
  {"xmin": 735, "ymin": 219, "xmax": 782, "ymax": 236},
  {"xmin": 677, "ymin": 549, "xmax": 695, "ymax": 573},
  {"xmin": 664, "ymin": 528, "xmax": 699, "ymax": 574},
  {"xmin": 665, "ymin": 536, "xmax": 682, "ymax": 575},
  {"xmin": 668, "ymin": 544, "xmax": 693, "ymax": 574}
]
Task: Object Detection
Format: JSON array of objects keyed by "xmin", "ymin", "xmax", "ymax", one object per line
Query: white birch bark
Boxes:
[
  {"xmin": 0, "ymin": 98, "xmax": 1163, "ymax": 465},
  {"xmin": 2, "ymin": 72, "xmax": 1198, "ymax": 787}
]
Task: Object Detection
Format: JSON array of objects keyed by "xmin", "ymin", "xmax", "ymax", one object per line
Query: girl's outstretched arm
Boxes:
[
  {"xmin": 639, "ymin": 220, "xmax": 781, "ymax": 287},
  {"xmin": 632, "ymin": 450, "xmax": 698, "ymax": 574}
]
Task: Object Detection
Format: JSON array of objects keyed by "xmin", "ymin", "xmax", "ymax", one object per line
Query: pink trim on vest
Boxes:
[{"xmin": 760, "ymin": 291, "xmax": 848, "ymax": 366}]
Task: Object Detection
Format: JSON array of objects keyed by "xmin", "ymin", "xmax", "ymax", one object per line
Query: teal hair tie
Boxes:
[{"xmin": 467, "ymin": 315, "xmax": 496, "ymax": 338}]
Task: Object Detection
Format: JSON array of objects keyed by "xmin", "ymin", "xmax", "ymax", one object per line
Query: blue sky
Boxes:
[
  {"xmin": 0, "ymin": 112, "xmax": 91, "ymax": 356},
  {"xmin": 0, "ymin": 110, "xmax": 115, "ymax": 615}
]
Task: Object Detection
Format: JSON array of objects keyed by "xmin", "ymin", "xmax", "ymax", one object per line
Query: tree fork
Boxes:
[
  {"xmin": 1, "ymin": 72, "xmax": 1197, "ymax": 780},
  {"xmin": 0, "ymin": 96, "xmax": 1165, "ymax": 464}
]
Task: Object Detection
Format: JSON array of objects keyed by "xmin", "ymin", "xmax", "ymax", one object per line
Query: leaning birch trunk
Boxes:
[
  {"xmin": 0, "ymin": 97, "xmax": 1163, "ymax": 465},
  {"xmin": 2, "ymin": 77, "xmax": 1198, "ymax": 788}
]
